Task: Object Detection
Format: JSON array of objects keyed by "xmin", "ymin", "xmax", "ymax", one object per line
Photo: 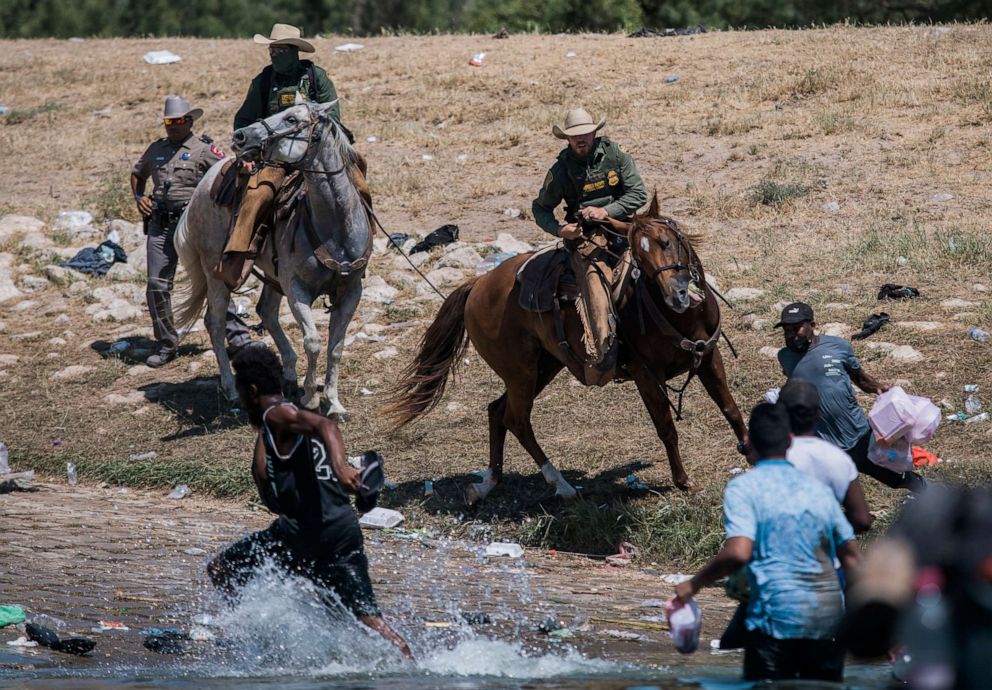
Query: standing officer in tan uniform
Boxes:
[{"xmin": 131, "ymin": 96, "xmax": 252, "ymax": 368}]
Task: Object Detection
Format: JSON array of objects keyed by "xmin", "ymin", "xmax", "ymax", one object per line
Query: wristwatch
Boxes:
[{"xmin": 736, "ymin": 441, "xmax": 748, "ymax": 455}]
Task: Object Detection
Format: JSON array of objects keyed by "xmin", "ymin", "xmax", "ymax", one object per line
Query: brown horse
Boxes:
[{"xmin": 387, "ymin": 196, "xmax": 748, "ymax": 503}]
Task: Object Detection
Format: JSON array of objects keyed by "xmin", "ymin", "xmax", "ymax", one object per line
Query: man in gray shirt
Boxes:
[{"xmin": 775, "ymin": 302, "xmax": 925, "ymax": 492}]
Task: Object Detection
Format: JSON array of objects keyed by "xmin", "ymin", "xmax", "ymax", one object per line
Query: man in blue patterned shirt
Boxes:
[{"xmin": 675, "ymin": 403, "xmax": 861, "ymax": 681}]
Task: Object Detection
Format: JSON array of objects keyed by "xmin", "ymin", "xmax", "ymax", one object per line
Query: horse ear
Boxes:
[
  {"xmin": 315, "ymin": 99, "xmax": 340, "ymax": 119},
  {"xmin": 294, "ymin": 91, "xmax": 305, "ymax": 106},
  {"xmin": 647, "ymin": 190, "xmax": 660, "ymax": 218}
]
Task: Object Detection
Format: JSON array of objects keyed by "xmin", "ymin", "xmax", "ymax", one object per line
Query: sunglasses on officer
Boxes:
[{"xmin": 163, "ymin": 116, "xmax": 191, "ymax": 126}]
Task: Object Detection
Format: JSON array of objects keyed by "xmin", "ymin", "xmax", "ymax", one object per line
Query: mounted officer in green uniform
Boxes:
[
  {"xmin": 216, "ymin": 23, "xmax": 370, "ymax": 290},
  {"xmin": 532, "ymin": 108, "xmax": 647, "ymax": 384}
]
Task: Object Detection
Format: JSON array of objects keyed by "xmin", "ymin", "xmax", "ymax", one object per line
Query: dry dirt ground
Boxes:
[
  {"xmin": 1, "ymin": 27, "xmax": 991, "ymax": 564},
  {"xmin": 0, "ymin": 482, "xmax": 742, "ymax": 674}
]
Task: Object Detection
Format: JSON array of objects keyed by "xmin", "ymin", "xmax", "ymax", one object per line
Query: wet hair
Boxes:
[
  {"xmin": 748, "ymin": 402, "xmax": 791, "ymax": 459},
  {"xmin": 232, "ymin": 344, "xmax": 283, "ymax": 396},
  {"xmin": 778, "ymin": 379, "xmax": 820, "ymax": 435}
]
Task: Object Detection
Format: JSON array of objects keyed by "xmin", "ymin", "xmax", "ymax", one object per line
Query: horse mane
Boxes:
[{"xmin": 324, "ymin": 114, "xmax": 362, "ymax": 191}]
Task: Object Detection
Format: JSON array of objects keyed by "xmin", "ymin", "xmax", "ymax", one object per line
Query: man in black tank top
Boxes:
[{"xmin": 207, "ymin": 345, "xmax": 412, "ymax": 660}]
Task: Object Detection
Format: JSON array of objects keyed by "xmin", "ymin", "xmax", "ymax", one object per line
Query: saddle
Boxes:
[{"xmin": 209, "ymin": 159, "xmax": 242, "ymax": 207}]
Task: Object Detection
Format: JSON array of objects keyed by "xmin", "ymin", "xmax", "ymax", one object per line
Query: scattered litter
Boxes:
[
  {"xmin": 475, "ymin": 251, "xmax": 517, "ymax": 275},
  {"xmin": 366, "ymin": 136, "xmax": 377, "ymax": 143},
  {"xmin": 640, "ymin": 599, "xmax": 667, "ymax": 608},
  {"xmin": 625, "ymin": 474, "xmax": 649, "ymax": 491},
  {"xmin": 424, "ymin": 621, "xmax": 452, "ymax": 628},
  {"xmin": 128, "ymin": 451, "xmax": 157, "ymax": 462},
  {"xmin": 359, "ymin": 507, "xmax": 405, "ymax": 529},
  {"xmin": 456, "ymin": 154, "xmax": 468, "ymax": 162},
  {"xmin": 60, "ymin": 240, "xmax": 127, "ymax": 277},
  {"xmin": 968, "ymin": 326, "xmax": 990, "ymax": 343},
  {"xmin": 26, "ymin": 623, "xmax": 96, "ymax": 656},
  {"xmin": 485, "ymin": 542, "xmax": 524, "ymax": 558},
  {"xmin": 421, "ymin": 154, "xmax": 434, "ymax": 161},
  {"xmin": 144, "ymin": 632, "xmax": 186, "ymax": 654},
  {"xmin": 411, "ymin": 224, "xmax": 459, "ymax": 254},
  {"xmin": 965, "ymin": 412, "xmax": 989, "ymax": 425},
  {"xmin": 606, "ymin": 542, "xmax": 639, "ymax": 567},
  {"xmin": 628, "ymin": 26, "xmax": 706, "ymax": 38},
  {"xmin": 189, "ymin": 625, "xmax": 214, "ymax": 641},
  {"xmin": 639, "ymin": 614, "xmax": 667, "ymax": 624},
  {"xmin": 964, "ymin": 384, "xmax": 979, "ymax": 393},
  {"xmin": 66, "ymin": 462, "xmax": 77, "ymax": 486},
  {"xmin": 930, "ymin": 192, "xmax": 954, "ymax": 202},
  {"xmin": 548, "ymin": 627, "xmax": 574, "ymax": 641},
  {"xmin": 0, "ymin": 605, "xmax": 26, "ymax": 627},
  {"xmin": 0, "ymin": 106, "xmax": 9, "ymax": 116},
  {"xmin": 664, "ymin": 75, "xmax": 680, "ymax": 83},
  {"xmin": 965, "ymin": 395, "xmax": 983, "ymax": 415},
  {"xmin": 565, "ymin": 51, "xmax": 577, "ymax": 58},
  {"xmin": 661, "ymin": 573, "xmax": 692, "ymax": 585},
  {"xmin": 762, "ymin": 387, "xmax": 780, "ymax": 404},
  {"xmin": 93, "ymin": 107, "xmax": 112, "ymax": 118},
  {"xmin": 359, "ymin": 387, "xmax": 374, "ymax": 396},
  {"xmin": 823, "ymin": 201, "xmax": 840, "ymax": 212},
  {"xmin": 334, "ymin": 43, "xmax": 364, "ymax": 52},
  {"xmin": 710, "ymin": 638, "xmax": 741, "ymax": 655},
  {"xmin": 343, "ymin": 332, "xmax": 386, "ymax": 347},
  {"xmin": 461, "ymin": 611, "xmax": 492, "ymax": 625},
  {"xmin": 97, "ymin": 620, "xmax": 129, "ymax": 631},
  {"xmin": 538, "ymin": 616, "xmax": 564, "ymax": 633},
  {"xmin": 851, "ymin": 312, "xmax": 890, "ymax": 341},
  {"xmin": 347, "ymin": 455, "xmax": 363, "ymax": 469},
  {"xmin": 424, "ymin": 480, "xmax": 434, "ymax": 497},
  {"xmin": 878, "ymin": 283, "xmax": 920, "ymax": 300},
  {"xmin": 665, "ymin": 597, "xmax": 702, "ymax": 653},
  {"xmin": 912, "ymin": 447, "xmax": 939, "ymax": 468},
  {"xmin": 6, "ymin": 637, "xmax": 37, "ymax": 647},
  {"xmin": 946, "ymin": 411, "xmax": 968, "ymax": 422},
  {"xmin": 896, "ymin": 256, "xmax": 909, "ymax": 266},
  {"xmin": 143, "ymin": 50, "xmax": 181, "ymax": 65},
  {"xmin": 503, "ymin": 207, "xmax": 521, "ymax": 218},
  {"xmin": 57, "ymin": 210, "xmax": 93, "ymax": 228},
  {"xmin": 167, "ymin": 484, "xmax": 190, "ymax": 500},
  {"xmin": 469, "ymin": 52, "xmax": 486, "ymax": 67},
  {"xmin": 603, "ymin": 629, "xmax": 645, "ymax": 641},
  {"xmin": 729, "ymin": 467, "xmax": 745, "ymax": 475},
  {"xmin": 183, "ymin": 547, "xmax": 207, "ymax": 556}
]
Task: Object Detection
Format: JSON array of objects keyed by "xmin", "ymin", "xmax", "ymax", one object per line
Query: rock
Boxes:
[
  {"xmin": 372, "ymin": 237, "xmax": 389, "ymax": 254},
  {"xmin": 894, "ymin": 321, "xmax": 944, "ymax": 331},
  {"xmin": 14, "ymin": 299, "xmax": 38, "ymax": 312},
  {"xmin": 44, "ymin": 264, "xmax": 83, "ymax": 284},
  {"xmin": 503, "ymin": 207, "xmax": 521, "ymax": 218},
  {"xmin": 426, "ymin": 267, "xmax": 468, "ymax": 286},
  {"xmin": 820, "ymin": 322, "xmax": 850, "ymax": 338},
  {"xmin": 437, "ymin": 246, "xmax": 483, "ymax": 270},
  {"xmin": 11, "ymin": 331, "xmax": 42, "ymax": 340},
  {"xmin": 930, "ymin": 192, "xmax": 954, "ymax": 202},
  {"xmin": 951, "ymin": 312, "xmax": 979, "ymax": 322},
  {"xmin": 392, "ymin": 251, "xmax": 430, "ymax": 270},
  {"xmin": 107, "ymin": 219, "xmax": 142, "ymax": 248},
  {"xmin": 823, "ymin": 201, "xmax": 840, "ymax": 212},
  {"xmin": 91, "ymin": 299, "xmax": 141, "ymax": 323},
  {"xmin": 822, "ymin": 302, "xmax": 852, "ymax": 310},
  {"xmin": 704, "ymin": 274, "xmax": 720, "ymax": 292},
  {"xmin": 50, "ymin": 364, "xmax": 96, "ymax": 381},
  {"xmin": 362, "ymin": 276, "xmax": 398, "ymax": 304},
  {"xmin": 889, "ymin": 345, "xmax": 924, "ymax": 363},
  {"xmin": 48, "ymin": 337, "xmax": 67, "ymax": 347},
  {"xmin": 107, "ymin": 262, "xmax": 142, "ymax": 281},
  {"xmin": 126, "ymin": 364, "xmax": 150, "ymax": 376},
  {"xmin": 759, "ymin": 346, "xmax": 780, "ymax": 360},
  {"xmin": 941, "ymin": 298, "xmax": 979, "ymax": 309},
  {"xmin": 68, "ymin": 281, "xmax": 90, "ymax": 296},
  {"xmin": 17, "ymin": 232, "xmax": 54, "ymax": 254},
  {"xmin": 0, "ymin": 321, "xmax": 5, "ymax": 332},
  {"xmin": 0, "ymin": 253, "xmax": 22, "ymax": 304},
  {"xmin": 751, "ymin": 318, "xmax": 771, "ymax": 331},
  {"xmin": 54, "ymin": 313, "xmax": 70, "ymax": 325},
  {"xmin": 104, "ymin": 390, "xmax": 147, "ymax": 406},
  {"xmin": 0, "ymin": 215, "xmax": 44, "ymax": 242},
  {"xmin": 864, "ymin": 341, "xmax": 897, "ymax": 353},
  {"xmin": 493, "ymin": 232, "xmax": 533, "ymax": 255},
  {"xmin": 0, "ymin": 354, "xmax": 19, "ymax": 365},
  {"xmin": 387, "ymin": 271, "xmax": 416, "ymax": 287},
  {"xmin": 725, "ymin": 287, "xmax": 765, "ymax": 301},
  {"xmin": 372, "ymin": 347, "xmax": 398, "ymax": 360},
  {"xmin": 973, "ymin": 283, "xmax": 988, "ymax": 293},
  {"xmin": 18, "ymin": 275, "xmax": 49, "ymax": 292},
  {"xmin": 446, "ymin": 401, "xmax": 464, "ymax": 413}
]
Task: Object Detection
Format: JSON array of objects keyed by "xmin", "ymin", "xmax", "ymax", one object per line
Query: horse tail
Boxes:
[
  {"xmin": 384, "ymin": 278, "xmax": 478, "ymax": 429},
  {"xmin": 171, "ymin": 209, "xmax": 208, "ymax": 329}
]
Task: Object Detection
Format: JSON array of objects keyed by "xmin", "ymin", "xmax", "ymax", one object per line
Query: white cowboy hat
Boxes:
[
  {"xmin": 552, "ymin": 108, "xmax": 606, "ymax": 139},
  {"xmin": 162, "ymin": 95, "xmax": 202, "ymax": 121},
  {"xmin": 253, "ymin": 23, "xmax": 316, "ymax": 53}
]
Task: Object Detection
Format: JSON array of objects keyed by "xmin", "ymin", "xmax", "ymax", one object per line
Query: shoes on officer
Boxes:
[{"xmin": 146, "ymin": 349, "xmax": 177, "ymax": 368}]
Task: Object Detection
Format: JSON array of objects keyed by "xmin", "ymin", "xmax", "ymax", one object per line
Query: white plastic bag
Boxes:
[
  {"xmin": 868, "ymin": 387, "xmax": 941, "ymax": 443},
  {"xmin": 665, "ymin": 597, "xmax": 702, "ymax": 654},
  {"xmin": 867, "ymin": 435, "xmax": 914, "ymax": 473}
]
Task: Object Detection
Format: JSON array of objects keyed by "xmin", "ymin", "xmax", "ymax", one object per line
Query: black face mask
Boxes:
[{"xmin": 787, "ymin": 336, "xmax": 811, "ymax": 353}]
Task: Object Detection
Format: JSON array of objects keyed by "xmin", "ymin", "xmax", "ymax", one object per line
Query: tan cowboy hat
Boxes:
[
  {"xmin": 162, "ymin": 95, "xmax": 202, "ymax": 121},
  {"xmin": 552, "ymin": 108, "xmax": 606, "ymax": 139},
  {"xmin": 253, "ymin": 23, "xmax": 315, "ymax": 53}
]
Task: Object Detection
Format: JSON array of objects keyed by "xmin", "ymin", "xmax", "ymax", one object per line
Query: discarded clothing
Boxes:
[
  {"xmin": 912, "ymin": 446, "xmax": 939, "ymax": 468},
  {"xmin": 26, "ymin": 622, "xmax": 96, "ymax": 656},
  {"xmin": 628, "ymin": 26, "xmax": 706, "ymax": 38},
  {"xmin": 851, "ymin": 312, "xmax": 890, "ymax": 340},
  {"xmin": 410, "ymin": 224, "xmax": 459, "ymax": 254},
  {"xmin": 878, "ymin": 283, "xmax": 920, "ymax": 300},
  {"xmin": 387, "ymin": 232, "xmax": 411, "ymax": 248},
  {"xmin": 0, "ymin": 605, "xmax": 26, "ymax": 627},
  {"xmin": 60, "ymin": 240, "xmax": 127, "ymax": 277}
]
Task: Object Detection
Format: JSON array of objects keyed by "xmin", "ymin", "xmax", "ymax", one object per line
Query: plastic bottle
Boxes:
[
  {"xmin": 965, "ymin": 395, "xmax": 983, "ymax": 415},
  {"xmin": 485, "ymin": 542, "xmax": 524, "ymax": 558},
  {"xmin": 969, "ymin": 327, "xmax": 990, "ymax": 343},
  {"xmin": 900, "ymin": 567, "xmax": 955, "ymax": 690},
  {"xmin": 66, "ymin": 462, "xmax": 77, "ymax": 486},
  {"xmin": 964, "ymin": 412, "xmax": 989, "ymax": 425}
]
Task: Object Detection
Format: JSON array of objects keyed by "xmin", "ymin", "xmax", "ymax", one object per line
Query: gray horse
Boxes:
[{"xmin": 173, "ymin": 100, "xmax": 369, "ymax": 415}]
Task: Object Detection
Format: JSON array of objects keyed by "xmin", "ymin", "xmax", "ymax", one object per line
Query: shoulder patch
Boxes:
[{"xmin": 542, "ymin": 170, "xmax": 555, "ymax": 192}]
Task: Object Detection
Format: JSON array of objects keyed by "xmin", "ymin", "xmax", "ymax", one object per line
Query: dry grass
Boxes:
[{"xmin": 2, "ymin": 25, "xmax": 992, "ymax": 567}]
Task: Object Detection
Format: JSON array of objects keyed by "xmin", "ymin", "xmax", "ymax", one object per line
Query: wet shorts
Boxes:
[
  {"xmin": 210, "ymin": 520, "xmax": 381, "ymax": 618},
  {"xmin": 743, "ymin": 629, "xmax": 845, "ymax": 682}
]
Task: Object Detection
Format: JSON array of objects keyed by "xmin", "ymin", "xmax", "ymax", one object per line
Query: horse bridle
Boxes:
[
  {"xmin": 255, "ymin": 102, "xmax": 332, "ymax": 164},
  {"xmin": 632, "ymin": 219, "xmax": 700, "ymax": 285}
]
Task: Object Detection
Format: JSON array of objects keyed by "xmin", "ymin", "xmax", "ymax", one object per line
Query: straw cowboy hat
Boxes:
[
  {"xmin": 552, "ymin": 108, "xmax": 606, "ymax": 139},
  {"xmin": 253, "ymin": 23, "xmax": 316, "ymax": 53},
  {"xmin": 163, "ymin": 95, "xmax": 202, "ymax": 121}
]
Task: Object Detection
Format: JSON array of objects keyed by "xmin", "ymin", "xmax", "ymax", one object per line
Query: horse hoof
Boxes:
[
  {"xmin": 677, "ymin": 481, "xmax": 702, "ymax": 494},
  {"xmin": 464, "ymin": 484, "xmax": 483, "ymax": 506}
]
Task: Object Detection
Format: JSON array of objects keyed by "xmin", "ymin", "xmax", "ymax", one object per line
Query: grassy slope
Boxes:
[{"xmin": 1, "ymin": 26, "xmax": 991, "ymax": 566}]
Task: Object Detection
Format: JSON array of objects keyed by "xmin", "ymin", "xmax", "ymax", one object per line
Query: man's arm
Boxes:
[
  {"xmin": 233, "ymin": 78, "xmax": 262, "ymax": 131},
  {"xmin": 264, "ymin": 404, "xmax": 360, "ymax": 492},
  {"xmin": 849, "ymin": 366, "xmax": 889, "ymax": 395},
  {"xmin": 532, "ymin": 166, "xmax": 566, "ymax": 236},
  {"xmin": 603, "ymin": 149, "xmax": 648, "ymax": 219},
  {"xmin": 314, "ymin": 67, "xmax": 341, "ymax": 122},
  {"xmin": 675, "ymin": 537, "xmax": 753, "ymax": 602},
  {"xmin": 130, "ymin": 173, "xmax": 152, "ymax": 217},
  {"xmin": 837, "ymin": 539, "xmax": 861, "ymax": 583},
  {"xmin": 843, "ymin": 478, "xmax": 874, "ymax": 533}
]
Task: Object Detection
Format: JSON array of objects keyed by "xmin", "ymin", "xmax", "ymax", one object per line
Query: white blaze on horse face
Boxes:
[{"xmin": 640, "ymin": 236, "xmax": 651, "ymax": 253}]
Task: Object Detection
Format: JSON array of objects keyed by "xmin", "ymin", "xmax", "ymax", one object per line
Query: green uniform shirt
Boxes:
[
  {"xmin": 132, "ymin": 133, "xmax": 224, "ymax": 210},
  {"xmin": 234, "ymin": 60, "xmax": 340, "ymax": 130},
  {"xmin": 531, "ymin": 137, "xmax": 647, "ymax": 237}
]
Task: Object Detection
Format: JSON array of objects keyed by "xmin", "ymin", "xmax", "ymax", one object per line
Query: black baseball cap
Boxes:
[{"xmin": 774, "ymin": 302, "xmax": 814, "ymax": 328}]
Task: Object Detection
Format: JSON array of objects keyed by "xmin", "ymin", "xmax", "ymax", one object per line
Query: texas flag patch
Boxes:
[{"xmin": 210, "ymin": 144, "xmax": 224, "ymax": 159}]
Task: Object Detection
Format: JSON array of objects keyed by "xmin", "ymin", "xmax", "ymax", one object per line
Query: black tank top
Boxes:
[{"xmin": 260, "ymin": 402, "xmax": 353, "ymax": 538}]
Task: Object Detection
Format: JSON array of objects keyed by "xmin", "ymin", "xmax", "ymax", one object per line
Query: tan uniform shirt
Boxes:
[{"xmin": 132, "ymin": 134, "xmax": 224, "ymax": 210}]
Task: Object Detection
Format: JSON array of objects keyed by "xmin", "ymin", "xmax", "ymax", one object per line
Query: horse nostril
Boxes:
[{"xmin": 232, "ymin": 131, "xmax": 246, "ymax": 144}]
